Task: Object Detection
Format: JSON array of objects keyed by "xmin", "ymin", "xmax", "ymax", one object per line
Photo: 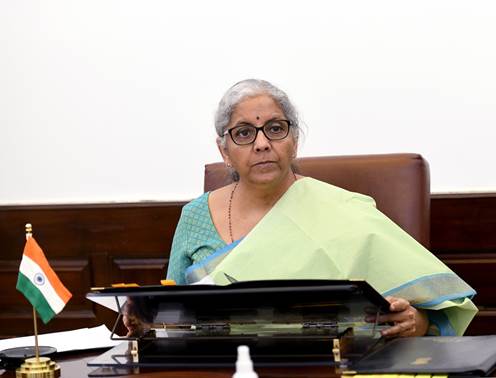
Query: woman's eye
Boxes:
[
  {"xmin": 235, "ymin": 127, "xmax": 254, "ymax": 138},
  {"xmin": 268, "ymin": 123, "xmax": 284, "ymax": 134}
]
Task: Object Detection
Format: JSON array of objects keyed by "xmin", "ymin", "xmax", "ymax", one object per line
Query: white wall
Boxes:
[{"xmin": 1, "ymin": 1, "xmax": 495, "ymax": 204}]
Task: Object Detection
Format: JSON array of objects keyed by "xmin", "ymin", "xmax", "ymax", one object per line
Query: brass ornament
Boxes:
[{"xmin": 16, "ymin": 356, "xmax": 61, "ymax": 378}]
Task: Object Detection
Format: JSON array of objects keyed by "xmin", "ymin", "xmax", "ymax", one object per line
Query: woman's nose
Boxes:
[{"xmin": 253, "ymin": 129, "xmax": 271, "ymax": 152}]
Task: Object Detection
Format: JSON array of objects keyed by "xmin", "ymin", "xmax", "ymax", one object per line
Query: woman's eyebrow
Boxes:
[
  {"xmin": 234, "ymin": 117, "xmax": 279, "ymax": 127},
  {"xmin": 233, "ymin": 121, "xmax": 254, "ymax": 127}
]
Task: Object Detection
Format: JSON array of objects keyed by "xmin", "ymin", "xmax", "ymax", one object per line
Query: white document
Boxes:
[{"xmin": 0, "ymin": 325, "xmax": 122, "ymax": 353}]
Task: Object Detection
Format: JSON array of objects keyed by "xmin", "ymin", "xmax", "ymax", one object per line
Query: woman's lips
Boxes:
[
  {"xmin": 251, "ymin": 161, "xmax": 278, "ymax": 173},
  {"xmin": 253, "ymin": 161, "xmax": 276, "ymax": 167}
]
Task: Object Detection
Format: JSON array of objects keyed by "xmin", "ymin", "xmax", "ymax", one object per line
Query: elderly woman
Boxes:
[{"xmin": 166, "ymin": 79, "xmax": 477, "ymax": 338}]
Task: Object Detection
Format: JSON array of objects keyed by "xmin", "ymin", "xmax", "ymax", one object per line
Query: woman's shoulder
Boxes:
[
  {"xmin": 179, "ymin": 192, "xmax": 213, "ymax": 226},
  {"xmin": 180, "ymin": 185, "xmax": 233, "ymax": 228},
  {"xmin": 183, "ymin": 192, "xmax": 209, "ymax": 212}
]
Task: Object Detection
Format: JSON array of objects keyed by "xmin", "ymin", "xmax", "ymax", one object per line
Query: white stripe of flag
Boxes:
[{"xmin": 19, "ymin": 254, "xmax": 66, "ymax": 314}]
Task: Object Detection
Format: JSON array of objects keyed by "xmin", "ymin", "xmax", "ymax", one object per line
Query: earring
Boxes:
[{"xmin": 226, "ymin": 163, "xmax": 232, "ymax": 168}]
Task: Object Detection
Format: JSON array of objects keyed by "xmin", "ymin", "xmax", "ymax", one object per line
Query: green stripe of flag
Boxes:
[{"xmin": 16, "ymin": 272, "xmax": 56, "ymax": 324}]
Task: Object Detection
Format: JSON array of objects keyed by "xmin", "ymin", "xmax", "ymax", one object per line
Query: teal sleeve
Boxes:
[
  {"xmin": 166, "ymin": 207, "xmax": 192, "ymax": 285},
  {"xmin": 425, "ymin": 309, "xmax": 456, "ymax": 336}
]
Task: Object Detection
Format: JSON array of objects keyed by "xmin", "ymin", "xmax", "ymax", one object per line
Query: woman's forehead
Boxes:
[{"xmin": 230, "ymin": 95, "xmax": 284, "ymax": 123}]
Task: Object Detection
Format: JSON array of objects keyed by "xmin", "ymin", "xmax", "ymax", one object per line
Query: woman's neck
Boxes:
[{"xmin": 236, "ymin": 171, "xmax": 297, "ymax": 210}]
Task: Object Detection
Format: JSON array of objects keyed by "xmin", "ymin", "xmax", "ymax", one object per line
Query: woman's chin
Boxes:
[{"xmin": 246, "ymin": 170, "xmax": 285, "ymax": 186}]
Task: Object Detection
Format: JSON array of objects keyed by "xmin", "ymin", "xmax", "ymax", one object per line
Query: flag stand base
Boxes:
[{"xmin": 15, "ymin": 356, "xmax": 61, "ymax": 378}]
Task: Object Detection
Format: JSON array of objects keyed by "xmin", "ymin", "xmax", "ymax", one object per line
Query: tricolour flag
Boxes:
[{"xmin": 16, "ymin": 237, "xmax": 72, "ymax": 324}]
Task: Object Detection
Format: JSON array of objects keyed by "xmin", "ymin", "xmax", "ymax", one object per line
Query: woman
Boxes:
[{"xmin": 166, "ymin": 79, "xmax": 477, "ymax": 338}]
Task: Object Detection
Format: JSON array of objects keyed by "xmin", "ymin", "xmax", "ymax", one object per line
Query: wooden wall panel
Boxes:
[
  {"xmin": 0, "ymin": 259, "xmax": 95, "ymax": 337},
  {"xmin": 0, "ymin": 202, "xmax": 183, "ymax": 257},
  {"xmin": 431, "ymin": 193, "xmax": 496, "ymax": 335},
  {"xmin": 440, "ymin": 254, "xmax": 496, "ymax": 307},
  {"xmin": 465, "ymin": 310, "xmax": 496, "ymax": 336},
  {"xmin": 0, "ymin": 203, "xmax": 182, "ymax": 338},
  {"xmin": 0, "ymin": 193, "xmax": 495, "ymax": 337},
  {"xmin": 431, "ymin": 194, "xmax": 496, "ymax": 253},
  {"xmin": 440, "ymin": 254, "xmax": 496, "ymax": 335},
  {"xmin": 110, "ymin": 258, "xmax": 168, "ymax": 285},
  {"xmin": 0, "ymin": 261, "xmax": 24, "ymax": 308}
]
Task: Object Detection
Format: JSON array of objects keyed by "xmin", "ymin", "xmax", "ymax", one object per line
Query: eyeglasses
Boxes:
[{"xmin": 223, "ymin": 119, "xmax": 291, "ymax": 145}]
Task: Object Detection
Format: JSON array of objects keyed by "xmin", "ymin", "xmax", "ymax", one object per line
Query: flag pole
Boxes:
[
  {"xmin": 25, "ymin": 223, "xmax": 40, "ymax": 362},
  {"xmin": 32, "ymin": 307, "xmax": 39, "ymax": 361},
  {"xmin": 16, "ymin": 223, "xmax": 61, "ymax": 378}
]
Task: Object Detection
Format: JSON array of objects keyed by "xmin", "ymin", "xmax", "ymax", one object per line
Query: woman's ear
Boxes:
[
  {"xmin": 291, "ymin": 132, "xmax": 299, "ymax": 159},
  {"xmin": 216, "ymin": 137, "xmax": 231, "ymax": 167},
  {"xmin": 291, "ymin": 145, "xmax": 298, "ymax": 159}
]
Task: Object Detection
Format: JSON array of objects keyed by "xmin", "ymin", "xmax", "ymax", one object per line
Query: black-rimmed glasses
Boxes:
[{"xmin": 223, "ymin": 119, "xmax": 291, "ymax": 145}]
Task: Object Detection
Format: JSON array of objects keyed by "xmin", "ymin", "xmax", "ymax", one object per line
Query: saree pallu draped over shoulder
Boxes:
[{"xmin": 185, "ymin": 177, "xmax": 478, "ymax": 335}]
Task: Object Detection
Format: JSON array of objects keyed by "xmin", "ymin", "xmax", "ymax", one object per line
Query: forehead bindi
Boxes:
[{"xmin": 231, "ymin": 95, "xmax": 284, "ymax": 125}]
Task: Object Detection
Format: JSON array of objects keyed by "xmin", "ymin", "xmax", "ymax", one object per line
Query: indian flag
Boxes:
[{"xmin": 16, "ymin": 237, "xmax": 72, "ymax": 324}]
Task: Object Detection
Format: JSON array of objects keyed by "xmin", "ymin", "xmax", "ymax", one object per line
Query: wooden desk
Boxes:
[{"xmin": 0, "ymin": 350, "xmax": 338, "ymax": 378}]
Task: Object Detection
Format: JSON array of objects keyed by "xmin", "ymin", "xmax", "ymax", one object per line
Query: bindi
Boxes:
[{"xmin": 256, "ymin": 116, "xmax": 260, "ymax": 120}]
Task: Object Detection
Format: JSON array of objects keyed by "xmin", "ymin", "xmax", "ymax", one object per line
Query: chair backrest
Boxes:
[{"xmin": 204, "ymin": 153, "xmax": 430, "ymax": 248}]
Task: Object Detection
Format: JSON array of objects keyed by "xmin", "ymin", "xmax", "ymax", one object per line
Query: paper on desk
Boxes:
[{"xmin": 0, "ymin": 325, "xmax": 122, "ymax": 353}]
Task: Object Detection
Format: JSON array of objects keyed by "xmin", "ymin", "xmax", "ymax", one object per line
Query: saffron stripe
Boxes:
[
  {"xmin": 19, "ymin": 254, "xmax": 67, "ymax": 314},
  {"xmin": 17, "ymin": 272, "xmax": 56, "ymax": 324},
  {"xmin": 23, "ymin": 238, "xmax": 72, "ymax": 303}
]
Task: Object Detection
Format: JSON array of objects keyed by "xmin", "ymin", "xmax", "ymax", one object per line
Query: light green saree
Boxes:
[{"xmin": 186, "ymin": 177, "xmax": 477, "ymax": 336}]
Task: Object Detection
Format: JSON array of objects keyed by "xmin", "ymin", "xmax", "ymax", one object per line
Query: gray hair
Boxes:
[{"xmin": 215, "ymin": 79, "xmax": 300, "ymax": 146}]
